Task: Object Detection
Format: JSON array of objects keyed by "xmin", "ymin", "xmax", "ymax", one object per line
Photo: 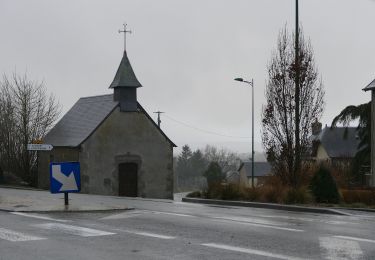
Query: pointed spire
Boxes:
[{"xmin": 109, "ymin": 51, "xmax": 142, "ymax": 89}]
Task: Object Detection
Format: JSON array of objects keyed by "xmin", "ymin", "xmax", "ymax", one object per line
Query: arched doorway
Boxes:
[{"xmin": 118, "ymin": 162, "xmax": 138, "ymax": 197}]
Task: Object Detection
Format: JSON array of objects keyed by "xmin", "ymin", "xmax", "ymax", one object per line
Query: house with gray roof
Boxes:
[
  {"xmin": 238, "ymin": 161, "xmax": 272, "ymax": 187},
  {"xmin": 38, "ymin": 51, "xmax": 176, "ymax": 199},
  {"xmin": 311, "ymin": 126, "xmax": 361, "ymax": 162}
]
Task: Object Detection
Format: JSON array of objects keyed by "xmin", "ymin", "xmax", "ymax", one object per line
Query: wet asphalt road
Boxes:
[{"xmin": 1, "ymin": 198, "xmax": 375, "ymax": 260}]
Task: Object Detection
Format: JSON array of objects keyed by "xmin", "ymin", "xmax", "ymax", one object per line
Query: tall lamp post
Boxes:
[{"xmin": 234, "ymin": 77, "xmax": 255, "ymax": 188}]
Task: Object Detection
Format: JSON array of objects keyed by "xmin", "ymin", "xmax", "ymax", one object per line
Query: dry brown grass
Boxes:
[
  {"xmin": 341, "ymin": 189, "xmax": 375, "ymax": 206},
  {"xmin": 257, "ymin": 175, "xmax": 287, "ymax": 203}
]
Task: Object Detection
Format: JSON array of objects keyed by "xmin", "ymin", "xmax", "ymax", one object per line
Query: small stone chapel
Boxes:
[{"xmin": 37, "ymin": 46, "xmax": 176, "ymax": 199}]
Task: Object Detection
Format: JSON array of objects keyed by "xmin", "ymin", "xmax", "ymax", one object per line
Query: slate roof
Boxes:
[
  {"xmin": 44, "ymin": 94, "xmax": 176, "ymax": 147},
  {"xmin": 44, "ymin": 95, "xmax": 117, "ymax": 147},
  {"xmin": 238, "ymin": 161, "xmax": 272, "ymax": 177},
  {"xmin": 363, "ymin": 78, "xmax": 375, "ymax": 92},
  {"xmin": 312, "ymin": 127, "xmax": 360, "ymax": 158},
  {"xmin": 109, "ymin": 51, "xmax": 142, "ymax": 89}
]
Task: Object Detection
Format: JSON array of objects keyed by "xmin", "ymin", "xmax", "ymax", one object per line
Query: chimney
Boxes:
[{"xmin": 311, "ymin": 119, "xmax": 322, "ymax": 135}]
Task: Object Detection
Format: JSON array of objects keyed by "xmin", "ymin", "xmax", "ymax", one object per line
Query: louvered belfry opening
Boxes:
[
  {"xmin": 109, "ymin": 51, "xmax": 142, "ymax": 112},
  {"xmin": 113, "ymin": 88, "xmax": 137, "ymax": 111}
]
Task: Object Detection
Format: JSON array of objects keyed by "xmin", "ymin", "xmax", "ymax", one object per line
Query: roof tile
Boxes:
[
  {"xmin": 317, "ymin": 127, "xmax": 360, "ymax": 158},
  {"xmin": 239, "ymin": 162, "xmax": 272, "ymax": 177},
  {"xmin": 44, "ymin": 94, "xmax": 117, "ymax": 147}
]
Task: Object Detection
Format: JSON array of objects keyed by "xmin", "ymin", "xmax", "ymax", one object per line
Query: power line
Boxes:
[{"xmin": 163, "ymin": 114, "xmax": 251, "ymax": 139}]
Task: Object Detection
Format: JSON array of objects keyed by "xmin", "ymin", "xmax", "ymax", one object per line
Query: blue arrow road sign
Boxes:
[{"xmin": 50, "ymin": 162, "xmax": 81, "ymax": 194}]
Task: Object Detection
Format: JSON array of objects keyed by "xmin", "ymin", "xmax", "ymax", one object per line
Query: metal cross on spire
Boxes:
[{"xmin": 118, "ymin": 23, "xmax": 132, "ymax": 51}]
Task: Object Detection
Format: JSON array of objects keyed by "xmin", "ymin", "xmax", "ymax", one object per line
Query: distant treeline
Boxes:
[{"xmin": 174, "ymin": 144, "xmax": 240, "ymax": 192}]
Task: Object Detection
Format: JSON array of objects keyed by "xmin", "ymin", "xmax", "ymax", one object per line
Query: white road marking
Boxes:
[
  {"xmin": 213, "ymin": 216, "xmax": 288, "ymax": 226},
  {"xmin": 101, "ymin": 210, "xmax": 195, "ymax": 220},
  {"xmin": 107, "ymin": 226, "xmax": 176, "ymax": 240},
  {"xmin": 132, "ymin": 231, "xmax": 175, "ymax": 239},
  {"xmin": 259, "ymin": 215, "xmax": 354, "ymax": 226},
  {"xmin": 201, "ymin": 243, "xmax": 305, "ymax": 260},
  {"xmin": 101, "ymin": 210, "xmax": 146, "ymax": 220},
  {"xmin": 173, "ymin": 201, "xmax": 204, "ymax": 207},
  {"xmin": 213, "ymin": 218, "xmax": 304, "ymax": 232},
  {"xmin": 34, "ymin": 223, "xmax": 115, "ymax": 237},
  {"xmin": 319, "ymin": 236, "xmax": 363, "ymax": 260},
  {"xmin": 0, "ymin": 227, "xmax": 46, "ymax": 242},
  {"xmin": 259, "ymin": 214, "xmax": 316, "ymax": 222},
  {"xmin": 325, "ymin": 221, "xmax": 351, "ymax": 225},
  {"xmin": 11, "ymin": 212, "xmax": 70, "ymax": 223},
  {"xmin": 333, "ymin": 235, "xmax": 375, "ymax": 244},
  {"xmin": 150, "ymin": 211, "xmax": 196, "ymax": 218}
]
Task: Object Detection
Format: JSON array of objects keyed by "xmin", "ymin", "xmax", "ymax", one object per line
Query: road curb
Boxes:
[
  {"xmin": 334, "ymin": 207, "xmax": 375, "ymax": 213},
  {"xmin": 0, "ymin": 207, "xmax": 134, "ymax": 213},
  {"xmin": 0, "ymin": 185, "xmax": 44, "ymax": 191},
  {"xmin": 182, "ymin": 197, "xmax": 349, "ymax": 216}
]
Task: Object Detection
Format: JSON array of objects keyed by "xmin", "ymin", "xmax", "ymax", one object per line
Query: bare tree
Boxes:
[
  {"xmin": 203, "ymin": 145, "xmax": 240, "ymax": 173},
  {"xmin": 0, "ymin": 73, "xmax": 61, "ymax": 185},
  {"xmin": 261, "ymin": 26, "xmax": 324, "ymax": 187},
  {"xmin": 0, "ymin": 83, "xmax": 17, "ymax": 179}
]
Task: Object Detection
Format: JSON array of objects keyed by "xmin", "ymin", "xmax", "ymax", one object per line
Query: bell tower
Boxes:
[
  {"xmin": 109, "ymin": 51, "xmax": 142, "ymax": 111},
  {"xmin": 109, "ymin": 23, "xmax": 142, "ymax": 112}
]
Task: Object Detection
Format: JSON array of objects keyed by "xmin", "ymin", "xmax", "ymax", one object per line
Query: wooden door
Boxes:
[{"xmin": 118, "ymin": 163, "xmax": 138, "ymax": 197}]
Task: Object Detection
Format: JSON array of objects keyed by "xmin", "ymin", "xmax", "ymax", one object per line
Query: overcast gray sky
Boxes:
[{"xmin": 1, "ymin": 0, "xmax": 374, "ymax": 154}]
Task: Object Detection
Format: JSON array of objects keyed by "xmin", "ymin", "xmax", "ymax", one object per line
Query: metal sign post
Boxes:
[
  {"xmin": 64, "ymin": 193, "xmax": 69, "ymax": 206},
  {"xmin": 50, "ymin": 162, "xmax": 81, "ymax": 206}
]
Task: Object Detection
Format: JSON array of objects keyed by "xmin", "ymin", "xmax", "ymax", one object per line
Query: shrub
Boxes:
[
  {"xmin": 329, "ymin": 162, "xmax": 352, "ymax": 189},
  {"xmin": 341, "ymin": 189, "xmax": 375, "ymax": 206},
  {"xmin": 186, "ymin": 191, "xmax": 202, "ymax": 198},
  {"xmin": 220, "ymin": 184, "xmax": 240, "ymax": 200},
  {"xmin": 298, "ymin": 163, "xmax": 317, "ymax": 187},
  {"xmin": 239, "ymin": 187, "xmax": 260, "ymax": 201},
  {"xmin": 0, "ymin": 167, "xmax": 4, "ymax": 184},
  {"xmin": 2, "ymin": 171, "xmax": 24, "ymax": 185},
  {"xmin": 258, "ymin": 175, "xmax": 287, "ymax": 203},
  {"xmin": 205, "ymin": 183, "xmax": 224, "ymax": 199},
  {"xmin": 310, "ymin": 165, "xmax": 340, "ymax": 203},
  {"xmin": 203, "ymin": 162, "xmax": 225, "ymax": 190},
  {"xmin": 284, "ymin": 187, "xmax": 313, "ymax": 204}
]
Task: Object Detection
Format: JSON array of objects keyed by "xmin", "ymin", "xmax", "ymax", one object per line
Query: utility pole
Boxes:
[
  {"xmin": 294, "ymin": 0, "xmax": 301, "ymax": 188},
  {"xmin": 251, "ymin": 78, "xmax": 255, "ymax": 188},
  {"xmin": 153, "ymin": 111, "xmax": 164, "ymax": 128}
]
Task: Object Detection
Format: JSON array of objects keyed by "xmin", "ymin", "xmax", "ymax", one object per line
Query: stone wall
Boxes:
[
  {"xmin": 79, "ymin": 107, "xmax": 173, "ymax": 199},
  {"xmin": 38, "ymin": 148, "xmax": 80, "ymax": 189}
]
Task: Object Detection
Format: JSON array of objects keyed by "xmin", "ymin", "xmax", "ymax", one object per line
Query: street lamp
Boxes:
[{"xmin": 234, "ymin": 77, "xmax": 255, "ymax": 188}]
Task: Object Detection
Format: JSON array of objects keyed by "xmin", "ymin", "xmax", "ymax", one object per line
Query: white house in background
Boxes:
[
  {"xmin": 238, "ymin": 161, "xmax": 272, "ymax": 187},
  {"xmin": 226, "ymin": 170, "xmax": 240, "ymax": 185}
]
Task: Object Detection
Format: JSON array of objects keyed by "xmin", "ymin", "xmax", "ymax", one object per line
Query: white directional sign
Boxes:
[
  {"xmin": 27, "ymin": 144, "xmax": 53, "ymax": 151},
  {"xmin": 52, "ymin": 165, "xmax": 78, "ymax": 191},
  {"xmin": 50, "ymin": 162, "xmax": 80, "ymax": 193}
]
